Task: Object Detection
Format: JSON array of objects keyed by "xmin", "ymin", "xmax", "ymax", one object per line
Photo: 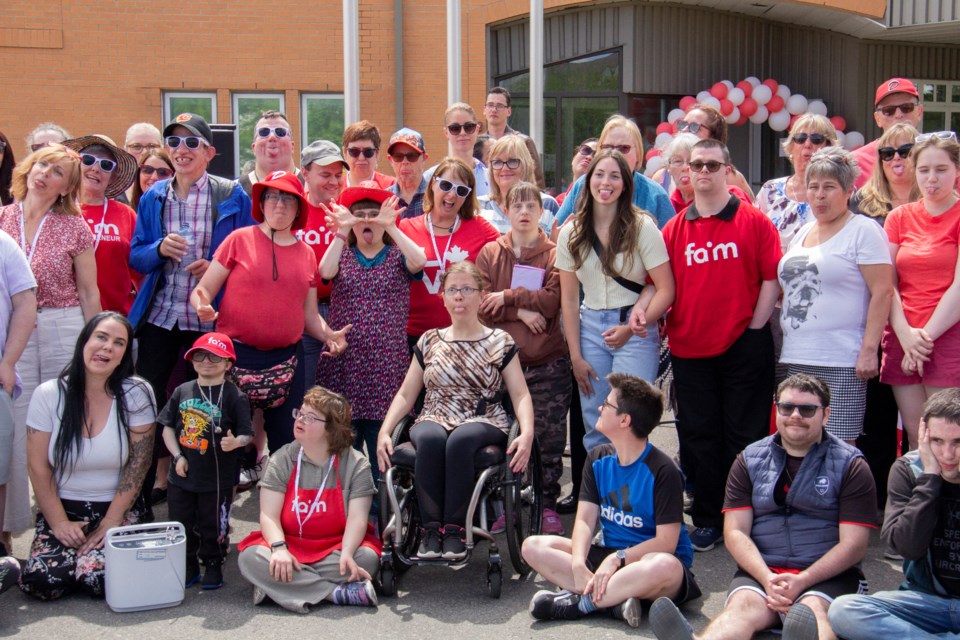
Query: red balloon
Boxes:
[
  {"xmin": 646, "ymin": 148, "xmax": 661, "ymax": 161},
  {"xmin": 719, "ymin": 99, "xmax": 734, "ymax": 116},
  {"xmin": 736, "ymin": 80, "xmax": 754, "ymax": 96},
  {"xmin": 789, "ymin": 114, "xmax": 801, "ymax": 129},
  {"xmin": 735, "ymin": 116, "xmax": 748, "ymax": 126},
  {"xmin": 679, "ymin": 96, "xmax": 697, "ymax": 111},
  {"xmin": 767, "ymin": 95, "xmax": 785, "ymax": 113},
  {"xmin": 762, "ymin": 78, "xmax": 779, "ymax": 94},
  {"xmin": 710, "ymin": 82, "xmax": 728, "ymax": 100},
  {"xmin": 656, "ymin": 122, "xmax": 673, "ymax": 136},
  {"xmin": 830, "ymin": 116, "xmax": 847, "ymax": 132},
  {"xmin": 739, "ymin": 97, "xmax": 758, "ymax": 118}
]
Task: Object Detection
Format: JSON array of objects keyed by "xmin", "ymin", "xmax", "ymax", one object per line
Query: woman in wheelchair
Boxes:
[{"xmin": 376, "ymin": 261, "xmax": 535, "ymax": 561}]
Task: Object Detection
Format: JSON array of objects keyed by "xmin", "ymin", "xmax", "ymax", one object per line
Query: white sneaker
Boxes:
[{"xmin": 238, "ymin": 455, "xmax": 267, "ymax": 491}]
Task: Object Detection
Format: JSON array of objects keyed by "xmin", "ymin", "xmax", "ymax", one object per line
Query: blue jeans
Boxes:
[
  {"xmin": 829, "ymin": 590, "xmax": 960, "ymax": 638},
  {"xmin": 578, "ymin": 306, "xmax": 659, "ymax": 451},
  {"xmin": 301, "ymin": 302, "xmax": 330, "ymax": 390}
]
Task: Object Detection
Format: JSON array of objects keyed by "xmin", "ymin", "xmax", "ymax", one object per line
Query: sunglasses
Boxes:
[
  {"xmin": 878, "ymin": 144, "xmax": 914, "ymax": 161},
  {"xmin": 875, "ymin": 102, "xmax": 918, "ymax": 117},
  {"xmin": 81, "ymin": 154, "xmax": 117, "ymax": 172},
  {"xmin": 191, "ymin": 351, "xmax": 226, "ymax": 364},
  {"xmin": 126, "ymin": 142, "xmax": 161, "ymax": 153},
  {"xmin": 390, "ymin": 151, "xmax": 422, "ymax": 163},
  {"xmin": 346, "ymin": 146, "xmax": 378, "ymax": 158},
  {"xmin": 600, "ymin": 144, "xmax": 632, "ymax": 155},
  {"xmin": 491, "ymin": 158, "xmax": 521, "ymax": 171},
  {"xmin": 140, "ymin": 165, "xmax": 174, "ymax": 178},
  {"xmin": 166, "ymin": 136, "xmax": 205, "ymax": 150},
  {"xmin": 257, "ymin": 126, "xmax": 290, "ymax": 139},
  {"xmin": 915, "ymin": 130, "xmax": 958, "ymax": 144},
  {"xmin": 791, "ymin": 133, "xmax": 828, "ymax": 146},
  {"xmin": 688, "ymin": 160, "xmax": 727, "ymax": 173},
  {"xmin": 578, "ymin": 145, "xmax": 596, "ymax": 157},
  {"xmin": 436, "ymin": 178, "xmax": 472, "ymax": 198},
  {"xmin": 676, "ymin": 120, "xmax": 711, "ymax": 135},
  {"xmin": 775, "ymin": 402, "xmax": 823, "ymax": 419},
  {"xmin": 446, "ymin": 122, "xmax": 479, "ymax": 135}
]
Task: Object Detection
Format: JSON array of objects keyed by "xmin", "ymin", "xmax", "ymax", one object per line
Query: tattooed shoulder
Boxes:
[{"xmin": 116, "ymin": 431, "xmax": 155, "ymax": 494}]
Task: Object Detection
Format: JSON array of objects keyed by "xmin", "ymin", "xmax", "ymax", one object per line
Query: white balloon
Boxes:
[
  {"xmin": 768, "ymin": 109, "xmax": 791, "ymax": 131},
  {"xmin": 752, "ymin": 85, "xmax": 773, "ymax": 106},
  {"xmin": 748, "ymin": 105, "xmax": 769, "ymax": 124},
  {"xmin": 697, "ymin": 90, "xmax": 712, "ymax": 104},
  {"xmin": 703, "ymin": 96, "xmax": 722, "ymax": 111},
  {"xmin": 721, "ymin": 80, "xmax": 735, "ymax": 90},
  {"xmin": 645, "ymin": 156, "xmax": 664, "ymax": 176},
  {"xmin": 728, "ymin": 87, "xmax": 746, "ymax": 106},
  {"xmin": 745, "ymin": 76, "xmax": 761, "ymax": 88},
  {"xmin": 776, "ymin": 84, "xmax": 791, "ymax": 99},
  {"xmin": 807, "ymin": 100, "xmax": 828, "ymax": 116},
  {"xmin": 834, "ymin": 131, "xmax": 846, "ymax": 148},
  {"xmin": 655, "ymin": 132, "xmax": 674, "ymax": 149},
  {"xmin": 844, "ymin": 131, "xmax": 865, "ymax": 150},
  {"xmin": 786, "ymin": 94, "xmax": 808, "ymax": 115},
  {"xmin": 667, "ymin": 108, "xmax": 686, "ymax": 124},
  {"xmin": 723, "ymin": 106, "xmax": 740, "ymax": 124}
]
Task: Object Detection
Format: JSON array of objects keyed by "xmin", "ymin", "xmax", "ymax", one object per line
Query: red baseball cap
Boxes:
[
  {"xmin": 184, "ymin": 332, "xmax": 236, "ymax": 362},
  {"xmin": 251, "ymin": 170, "xmax": 310, "ymax": 230},
  {"xmin": 875, "ymin": 78, "xmax": 920, "ymax": 107}
]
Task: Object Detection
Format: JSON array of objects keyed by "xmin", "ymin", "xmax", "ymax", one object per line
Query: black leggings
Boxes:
[{"xmin": 409, "ymin": 420, "xmax": 507, "ymax": 527}]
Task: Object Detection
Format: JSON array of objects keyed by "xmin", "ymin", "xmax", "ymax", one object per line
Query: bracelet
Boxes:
[
  {"xmin": 334, "ymin": 232, "xmax": 348, "ymax": 242},
  {"xmin": 270, "ymin": 540, "xmax": 288, "ymax": 551}
]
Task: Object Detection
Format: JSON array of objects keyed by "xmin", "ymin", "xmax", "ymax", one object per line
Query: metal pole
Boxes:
[
  {"xmin": 529, "ymin": 0, "xmax": 544, "ymax": 152},
  {"xmin": 343, "ymin": 0, "xmax": 360, "ymax": 124},
  {"xmin": 447, "ymin": 0, "xmax": 462, "ymax": 104}
]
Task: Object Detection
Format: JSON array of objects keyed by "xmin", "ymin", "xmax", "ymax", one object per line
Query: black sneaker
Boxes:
[
  {"xmin": 417, "ymin": 526, "xmax": 442, "ymax": 559},
  {"xmin": 610, "ymin": 597, "xmax": 642, "ymax": 628},
  {"xmin": 201, "ymin": 563, "xmax": 223, "ymax": 590},
  {"xmin": 689, "ymin": 526, "xmax": 723, "ymax": 552},
  {"xmin": 782, "ymin": 602, "xmax": 819, "ymax": 640},
  {"xmin": 441, "ymin": 525, "xmax": 466, "ymax": 560},
  {"xmin": 529, "ymin": 589, "xmax": 584, "ymax": 621},
  {"xmin": 649, "ymin": 596, "xmax": 694, "ymax": 640},
  {"xmin": 185, "ymin": 560, "xmax": 201, "ymax": 588},
  {"xmin": 556, "ymin": 493, "xmax": 578, "ymax": 515}
]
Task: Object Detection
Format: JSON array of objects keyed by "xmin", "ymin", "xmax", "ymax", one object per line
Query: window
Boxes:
[
  {"xmin": 917, "ymin": 80, "xmax": 960, "ymax": 135},
  {"xmin": 232, "ymin": 93, "xmax": 285, "ymax": 177},
  {"xmin": 163, "ymin": 92, "xmax": 217, "ymax": 125},
  {"xmin": 301, "ymin": 94, "xmax": 346, "ymax": 147}
]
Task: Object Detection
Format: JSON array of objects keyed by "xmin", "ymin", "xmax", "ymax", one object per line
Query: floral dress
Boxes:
[{"xmin": 755, "ymin": 176, "xmax": 811, "ymax": 252}]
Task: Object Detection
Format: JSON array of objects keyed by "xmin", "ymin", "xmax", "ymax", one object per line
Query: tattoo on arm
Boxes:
[{"xmin": 117, "ymin": 431, "xmax": 155, "ymax": 494}]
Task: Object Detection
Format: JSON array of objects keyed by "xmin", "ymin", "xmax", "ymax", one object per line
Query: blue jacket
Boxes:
[
  {"xmin": 128, "ymin": 175, "xmax": 253, "ymax": 330},
  {"xmin": 555, "ymin": 171, "xmax": 675, "ymax": 229}
]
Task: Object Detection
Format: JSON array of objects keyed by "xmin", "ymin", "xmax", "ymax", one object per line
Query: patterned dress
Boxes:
[
  {"xmin": 316, "ymin": 245, "xmax": 413, "ymax": 420},
  {"xmin": 414, "ymin": 328, "xmax": 518, "ymax": 433},
  {"xmin": 755, "ymin": 176, "xmax": 811, "ymax": 252}
]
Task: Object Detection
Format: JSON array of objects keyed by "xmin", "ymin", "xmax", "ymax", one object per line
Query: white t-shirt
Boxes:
[
  {"xmin": 28, "ymin": 378, "xmax": 157, "ymax": 502},
  {"xmin": 0, "ymin": 230, "xmax": 37, "ymax": 397},
  {"xmin": 778, "ymin": 214, "xmax": 891, "ymax": 367}
]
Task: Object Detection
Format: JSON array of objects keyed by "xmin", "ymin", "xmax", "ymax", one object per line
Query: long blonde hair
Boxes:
[
  {"xmin": 10, "ymin": 144, "xmax": 82, "ymax": 216},
  {"xmin": 857, "ymin": 123, "xmax": 920, "ymax": 220}
]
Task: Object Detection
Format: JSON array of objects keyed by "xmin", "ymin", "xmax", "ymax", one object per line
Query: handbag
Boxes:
[{"xmin": 228, "ymin": 353, "xmax": 298, "ymax": 410}]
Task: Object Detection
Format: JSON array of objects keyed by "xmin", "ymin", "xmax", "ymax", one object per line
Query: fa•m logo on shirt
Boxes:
[{"xmin": 685, "ymin": 241, "xmax": 740, "ymax": 266}]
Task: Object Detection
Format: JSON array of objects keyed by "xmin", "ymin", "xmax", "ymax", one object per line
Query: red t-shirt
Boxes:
[
  {"xmin": 397, "ymin": 215, "xmax": 499, "ymax": 337},
  {"xmin": 214, "ymin": 227, "xmax": 318, "ymax": 349},
  {"xmin": 81, "ymin": 200, "xmax": 141, "ymax": 315},
  {"xmin": 294, "ymin": 202, "xmax": 333, "ymax": 300},
  {"xmin": 852, "ymin": 140, "xmax": 879, "ymax": 190},
  {"xmin": 662, "ymin": 196, "xmax": 782, "ymax": 358},
  {"xmin": 886, "ymin": 199, "xmax": 960, "ymax": 327}
]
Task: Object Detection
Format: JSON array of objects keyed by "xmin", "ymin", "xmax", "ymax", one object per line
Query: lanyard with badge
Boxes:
[
  {"xmin": 18, "ymin": 203, "xmax": 50, "ymax": 263},
  {"xmin": 294, "ymin": 447, "xmax": 335, "ymax": 537},
  {"xmin": 426, "ymin": 213, "xmax": 460, "ymax": 274}
]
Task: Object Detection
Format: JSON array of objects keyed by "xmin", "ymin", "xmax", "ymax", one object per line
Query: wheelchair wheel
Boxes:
[
  {"xmin": 504, "ymin": 436, "xmax": 542, "ymax": 576},
  {"xmin": 380, "ymin": 560, "xmax": 396, "ymax": 597},
  {"xmin": 379, "ymin": 471, "xmax": 418, "ymax": 574},
  {"xmin": 487, "ymin": 553, "xmax": 502, "ymax": 599}
]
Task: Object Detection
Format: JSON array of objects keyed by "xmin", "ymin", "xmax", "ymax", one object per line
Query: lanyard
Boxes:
[
  {"xmin": 18, "ymin": 203, "xmax": 49, "ymax": 263},
  {"xmin": 92, "ymin": 199, "xmax": 108, "ymax": 251},
  {"xmin": 426, "ymin": 214, "xmax": 460, "ymax": 274},
  {"xmin": 294, "ymin": 447, "xmax": 335, "ymax": 538}
]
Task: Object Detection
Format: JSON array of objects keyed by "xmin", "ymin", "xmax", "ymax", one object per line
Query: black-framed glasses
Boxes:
[
  {"xmin": 916, "ymin": 130, "xmax": 958, "ymax": 144},
  {"xmin": 166, "ymin": 136, "xmax": 205, "ymax": 150},
  {"xmin": 436, "ymin": 178, "xmax": 472, "ymax": 197},
  {"xmin": 442, "ymin": 286, "xmax": 479, "ymax": 296},
  {"xmin": 876, "ymin": 102, "xmax": 918, "ymax": 117},
  {"xmin": 775, "ymin": 402, "xmax": 823, "ymax": 418},
  {"xmin": 263, "ymin": 192, "xmax": 298, "ymax": 206},
  {"xmin": 688, "ymin": 160, "xmax": 727, "ymax": 173},
  {"xmin": 490, "ymin": 158, "xmax": 521, "ymax": 171},
  {"xmin": 484, "ymin": 102, "xmax": 508, "ymax": 111},
  {"xmin": 126, "ymin": 142, "xmax": 161, "ymax": 153},
  {"xmin": 578, "ymin": 145, "xmax": 596, "ymax": 157},
  {"xmin": 390, "ymin": 151, "xmax": 421, "ymax": 163},
  {"xmin": 676, "ymin": 120, "xmax": 711, "ymax": 135},
  {"xmin": 878, "ymin": 144, "xmax": 914, "ymax": 161},
  {"xmin": 81, "ymin": 154, "xmax": 117, "ymax": 172},
  {"xmin": 257, "ymin": 126, "xmax": 290, "ymax": 139},
  {"xmin": 346, "ymin": 146, "xmax": 377, "ymax": 159},
  {"xmin": 601, "ymin": 399, "xmax": 620, "ymax": 413},
  {"xmin": 191, "ymin": 351, "xmax": 226, "ymax": 364},
  {"xmin": 140, "ymin": 165, "xmax": 174, "ymax": 178},
  {"xmin": 292, "ymin": 408, "xmax": 325, "ymax": 426},
  {"xmin": 446, "ymin": 122, "xmax": 479, "ymax": 135},
  {"xmin": 600, "ymin": 144, "xmax": 632, "ymax": 155},
  {"xmin": 791, "ymin": 133, "xmax": 828, "ymax": 146}
]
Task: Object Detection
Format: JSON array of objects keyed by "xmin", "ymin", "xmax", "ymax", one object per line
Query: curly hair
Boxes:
[{"xmin": 302, "ymin": 386, "xmax": 354, "ymax": 455}]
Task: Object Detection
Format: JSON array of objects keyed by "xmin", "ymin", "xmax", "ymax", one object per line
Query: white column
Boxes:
[
  {"xmin": 343, "ymin": 0, "xmax": 360, "ymax": 124},
  {"xmin": 447, "ymin": 0, "xmax": 462, "ymax": 104},
  {"xmin": 529, "ymin": 0, "xmax": 544, "ymax": 153}
]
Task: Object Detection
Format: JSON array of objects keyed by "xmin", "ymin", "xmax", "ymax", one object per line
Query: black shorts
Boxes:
[
  {"xmin": 727, "ymin": 566, "xmax": 868, "ymax": 610},
  {"xmin": 587, "ymin": 545, "xmax": 702, "ymax": 606}
]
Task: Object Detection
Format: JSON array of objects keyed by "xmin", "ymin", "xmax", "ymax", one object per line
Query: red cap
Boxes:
[
  {"xmin": 875, "ymin": 78, "xmax": 920, "ymax": 107},
  {"xmin": 184, "ymin": 332, "xmax": 236, "ymax": 362},
  {"xmin": 338, "ymin": 180, "xmax": 394, "ymax": 209},
  {"xmin": 251, "ymin": 170, "xmax": 310, "ymax": 230}
]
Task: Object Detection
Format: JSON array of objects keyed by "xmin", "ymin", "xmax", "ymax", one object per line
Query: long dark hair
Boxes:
[
  {"xmin": 52, "ymin": 312, "xmax": 155, "ymax": 483},
  {"xmin": 568, "ymin": 150, "xmax": 645, "ymax": 276},
  {"xmin": 0, "ymin": 130, "xmax": 14, "ymax": 206},
  {"xmin": 130, "ymin": 148, "xmax": 174, "ymax": 212}
]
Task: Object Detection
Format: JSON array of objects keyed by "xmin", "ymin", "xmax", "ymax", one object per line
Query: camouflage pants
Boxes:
[{"xmin": 524, "ymin": 356, "xmax": 571, "ymax": 510}]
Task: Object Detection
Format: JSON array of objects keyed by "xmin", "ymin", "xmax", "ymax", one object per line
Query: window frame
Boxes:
[
  {"xmin": 163, "ymin": 91, "xmax": 218, "ymax": 128},
  {"xmin": 300, "ymin": 93, "xmax": 347, "ymax": 147},
  {"xmin": 231, "ymin": 92, "xmax": 286, "ymax": 178}
]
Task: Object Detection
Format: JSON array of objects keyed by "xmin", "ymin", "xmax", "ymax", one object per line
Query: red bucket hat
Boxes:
[
  {"xmin": 184, "ymin": 332, "xmax": 237, "ymax": 362},
  {"xmin": 251, "ymin": 170, "xmax": 310, "ymax": 230}
]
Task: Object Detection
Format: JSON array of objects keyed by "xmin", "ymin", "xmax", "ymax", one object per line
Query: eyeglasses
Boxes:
[
  {"xmin": 601, "ymin": 399, "xmax": 620, "ymax": 413},
  {"xmin": 263, "ymin": 192, "xmax": 298, "ymax": 206},
  {"xmin": 578, "ymin": 145, "xmax": 595, "ymax": 157},
  {"xmin": 446, "ymin": 122, "xmax": 479, "ymax": 135},
  {"xmin": 875, "ymin": 102, "xmax": 918, "ymax": 117},
  {"xmin": 484, "ymin": 102, "xmax": 509, "ymax": 111},
  {"xmin": 352, "ymin": 209, "xmax": 379, "ymax": 220},
  {"xmin": 126, "ymin": 142, "xmax": 161, "ymax": 153},
  {"xmin": 346, "ymin": 146, "xmax": 378, "ymax": 159},
  {"xmin": 668, "ymin": 157, "xmax": 687, "ymax": 168},
  {"xmin": 791, "ymin": 133, "xmax": 828, "ymax": 146},
  {"xmin": 436, "ymin": 178, "xmax": 472, "ymax": 198},
  {"xmin": 256, "ymin": 126, "xmax": 290, "ymax": 139},
  {"xmin": 600, "ymin": 144, "xmax": 632, "ymax": 155},
  {"xmin": 688, "ymin": 160, "xmax": 727, "ymax": 173},
  {"xmin": 490, "ymin": 158, "xmax": 521, "ymax": 171},
  {"xmin": 191, "ymin": 351, "xmax": 226, "ymax": 364},
  {"xmin": 390, "ymin": 151, "xmax": 422, "ymax": 163},
  {"xmin": 775, "ymin": 402, "xmax": 823, "ymax": 418},
  {"xmin": 292, "ymin": 408, "xmax": 325, "ymax": 426},
  {"xmin": 166, "ymin": 136, "xmax": 205, "ymax": 150},
  {"xmin": 81, "ymin": 154, "xmax": 117, "ymax": 172},
  {"xmin": 878, "ymin": 144, "xmax": 914, "ymax": 161},
  {"xmin": 140, "ymin": 165, "xmax": 174, "ymax": 179},
  {"xmin": 676, "ymin": 120, "xmax": 711, "ymax": 135},
  {"xmin": 916, "ymin": 131, "xmax": 958, "ymax": 144},
  {"xmin": 443, "ymin": 286, "xmax": 479, "ymax": 296}
]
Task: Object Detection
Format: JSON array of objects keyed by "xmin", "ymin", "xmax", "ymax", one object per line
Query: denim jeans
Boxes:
[
  {"xmin": 577, "ymin": 306, "xmax": 659, "ymax": 451},
  {"xmin": 301, "ymin": 301, "xmax": 330, "ymax": 390},
  {"xmin": 829, "ymin": 590, "xmax": 960, "ymax": 639}
]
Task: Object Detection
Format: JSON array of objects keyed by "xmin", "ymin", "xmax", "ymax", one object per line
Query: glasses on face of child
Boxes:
[{"xmin": 191, "ymin": 351, "xmax": 226, "ymax": 364}]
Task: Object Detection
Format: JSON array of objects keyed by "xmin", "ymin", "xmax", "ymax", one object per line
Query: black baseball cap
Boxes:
[{"xmin": 163, "ymin": 113, "xmax": 213, "ymax": 145}]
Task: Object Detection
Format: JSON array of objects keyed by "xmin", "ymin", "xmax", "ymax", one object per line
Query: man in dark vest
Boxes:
[{"xmin": 650, "ymin": 373, "xmax": 877, "ymax": 640}]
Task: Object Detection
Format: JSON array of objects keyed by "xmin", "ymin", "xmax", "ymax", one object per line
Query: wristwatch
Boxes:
[
  {"xmin": 270, "ymin": 540, "xmax": 288, "ymax": 551},
  {"xmin": 615, "ymin": 549, "xmax": 627, "ymax": 569}
]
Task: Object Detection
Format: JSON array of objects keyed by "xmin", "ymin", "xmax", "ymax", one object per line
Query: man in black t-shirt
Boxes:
[{"xmin": 830, "ymin": 388, "xmax": 960, "ymax": 638}]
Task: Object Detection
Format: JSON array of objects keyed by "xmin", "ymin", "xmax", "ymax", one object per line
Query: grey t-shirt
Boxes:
[{"xmin": 260, "ymin": 442, "xmax": 375, "ymax": 508}]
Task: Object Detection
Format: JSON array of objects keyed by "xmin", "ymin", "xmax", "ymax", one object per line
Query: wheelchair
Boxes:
[{"xmin": 378, "ymin": 414, "xmax": 543, "ymax": 598}]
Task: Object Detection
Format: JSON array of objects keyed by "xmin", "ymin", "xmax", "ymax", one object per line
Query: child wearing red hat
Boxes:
[{"xmin": 159, "ymin": 332, "xmax": 253, "ymax": 589}]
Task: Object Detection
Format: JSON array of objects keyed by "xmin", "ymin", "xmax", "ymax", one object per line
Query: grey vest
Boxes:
[{"xmin": 743, "ymin": 431, "xmax": 861, "ymax": 569}]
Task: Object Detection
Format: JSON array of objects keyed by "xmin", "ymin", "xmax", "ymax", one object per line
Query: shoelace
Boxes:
[{"xmin": 336, "ymin": 583, "xmax": 369, "ymax": 606}]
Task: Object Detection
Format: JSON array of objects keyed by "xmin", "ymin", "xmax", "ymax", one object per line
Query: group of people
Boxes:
[{"xmin": 0, "ymin": 74, "xmax": 956, "ymax": 638}]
